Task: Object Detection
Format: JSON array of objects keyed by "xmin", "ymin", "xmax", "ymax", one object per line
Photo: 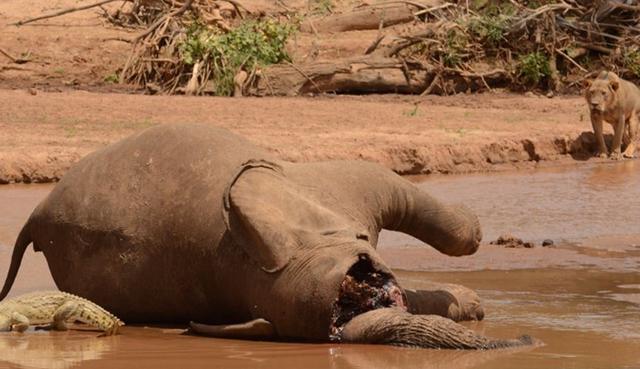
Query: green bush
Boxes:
[
  {"xmin": 467, "ymin": 14, "xmax": 509, "ymax": 47},
  {"xmin": 623, "ymin": 48, "xmax": 640, "ymax": 78},
  {"xmin": 104, "ymin": 73, "xmax": 119, "ymax": 84},
  {"xmin": 310, "ymin": 0, "xmax": 333, "ymax": 15},
  {"xmin": 517, "ymin": 51, "xmax": 551, "ymax": 86},
  {"xmin": 179, "ymin": 19, "xmax": 296, "ymax": 96},
  {"xmin": 442, "ymin": 28, "xmax": 468, "ymax": 67}
]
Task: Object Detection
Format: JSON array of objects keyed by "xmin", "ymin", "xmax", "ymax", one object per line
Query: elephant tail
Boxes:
[
  {"xmin": 0, "ymin": 220, "xmax": 32, "ymax": 301},
  {"xmin": 340, "ymin": 308, "xmax": 536, "ymax": 349}
]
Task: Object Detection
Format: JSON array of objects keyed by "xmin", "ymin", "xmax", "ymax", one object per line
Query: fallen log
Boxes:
[
  {"xmin": 247, "ymin": 55, "xmax": 509, "ymax": 96},
  {"xmin": 300, "ymin": 2, "xmax": 441, "ymax": 33}
]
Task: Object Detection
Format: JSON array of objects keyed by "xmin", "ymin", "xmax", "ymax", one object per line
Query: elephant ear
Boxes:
[{"xmin": 223, "ymin": 160, "xmax": 368, "ymax": 273}]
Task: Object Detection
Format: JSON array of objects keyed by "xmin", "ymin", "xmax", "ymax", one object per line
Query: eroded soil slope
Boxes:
[{"xmin": 0, "ymin": 89, "xmax": 598, "ymax": 183}]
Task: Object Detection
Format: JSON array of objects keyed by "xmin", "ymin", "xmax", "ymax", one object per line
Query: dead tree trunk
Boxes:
[
  {"xmin": 300, "ymin": 4, "xmax": 418, "ymax": 33},
  {"xmin": 247, "ymin": 56, "xmax": 509, "ymax": 96}
]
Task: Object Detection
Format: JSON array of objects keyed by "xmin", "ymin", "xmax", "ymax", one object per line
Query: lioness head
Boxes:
[{"xmin": 584, "ymin": 71, "xmax": 620, "ymax": 113}]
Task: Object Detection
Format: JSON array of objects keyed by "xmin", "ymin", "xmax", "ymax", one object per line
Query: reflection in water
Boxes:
[
  {"xmin": 0, "ymin": 332, "xmax": 115, "ymax": 369},
  {"xmin": 0, "ymin": 327, "xmax": 526, "ymax": 369},
  {"xmin": 583, "ymin": 160, "xmax": 637, "ymax": 190},
  {"xmin": 327, "ymin": 345, "xmax": 530, "ymax": 369},
  {"xmin": 81, "ymin": 329, "xmax": 528, "ymax": 369}
]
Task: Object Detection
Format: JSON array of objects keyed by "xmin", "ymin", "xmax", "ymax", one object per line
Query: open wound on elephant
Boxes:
[{"xmin": 329, "ymin": 255, "xmax": 406, "ymax": 341}]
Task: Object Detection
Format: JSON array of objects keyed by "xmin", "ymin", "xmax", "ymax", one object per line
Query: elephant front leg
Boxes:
[
  {"xmin": 591, "ymin": 113, "xmax": 608, "ymax": 158},
  {"xmin": 405, "ymin": 283, "xmax": 484, "ymax": 322}
]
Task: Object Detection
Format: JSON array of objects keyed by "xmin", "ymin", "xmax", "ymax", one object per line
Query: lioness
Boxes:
[{"xmin": 585, "ymin": 71, "xmax": 640, "ymax": 159}]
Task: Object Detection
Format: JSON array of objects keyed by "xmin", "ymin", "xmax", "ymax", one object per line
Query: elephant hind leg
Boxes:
[{"xmin": 341, "ymin": 308, "xmax": 534, "ymax": 350}]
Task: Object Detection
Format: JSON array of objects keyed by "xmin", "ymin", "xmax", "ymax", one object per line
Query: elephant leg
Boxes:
[
  {"xmin": 340, "ymin": 308, "xmax": 532, "ymax": 349},
  {"xmin": 189, "ymin": 318, "xmax": 275, "ymax": 340},
  {"xmin": 405, "ymin": 283, "xmax": 484, "ymax": 322}
]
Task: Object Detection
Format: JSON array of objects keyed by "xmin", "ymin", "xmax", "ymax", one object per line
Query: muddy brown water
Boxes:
[{"xmin": 0, "ymin": 162, "xmax": 639, "ymax": 369}]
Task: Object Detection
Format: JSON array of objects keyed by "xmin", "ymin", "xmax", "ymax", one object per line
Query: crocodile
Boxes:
[{"xmin": 0, "ymin": 291, "xmax": 123, "ymax": 335}]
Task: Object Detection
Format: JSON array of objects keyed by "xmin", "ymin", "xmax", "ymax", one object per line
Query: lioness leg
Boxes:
[
  {"xmin": 610, "ymin": 115, "xmax": 626, "ymax": 160},
  {"xmin": 591, "ymin": 113, "xmax": 608, "ymax": 158},
  {"xmin": 623, "ymin": 114, "xmax": 638, "ymax": 158}
]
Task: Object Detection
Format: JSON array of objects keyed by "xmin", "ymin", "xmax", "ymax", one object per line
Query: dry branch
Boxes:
[
  {"xmin": 0, "ymin": 48, "xmax": 17, "ymax": 63},
  {"xmin": 11, "ymin": 0, "xmax": 126, "ymax": 26},
  {"xmin": 0, "ymin": 48, "xmax": 29, "ymax": 64},
  {"xmin": 555, "ymin": 48, "xmax": 587, "ymax": 72},
  {"xmin": 132, "ymin": 0, "xmax": 194, "ymax": 42}
]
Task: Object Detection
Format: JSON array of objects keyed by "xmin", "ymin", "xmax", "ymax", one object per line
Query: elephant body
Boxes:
[{"xmin": 0, "ymin": 124, "xmax": 530, "ymax": 348}]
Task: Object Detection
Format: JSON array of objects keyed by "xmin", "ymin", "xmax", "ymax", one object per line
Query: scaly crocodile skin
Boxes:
[{"xmin": 0, "ymin": 291, "xmax": 123, "ymax": 334}]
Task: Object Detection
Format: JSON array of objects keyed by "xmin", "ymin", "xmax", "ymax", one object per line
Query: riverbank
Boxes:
[{"xmin": 0, "ymin": 89, "xmax": 606, "ymax": 184}]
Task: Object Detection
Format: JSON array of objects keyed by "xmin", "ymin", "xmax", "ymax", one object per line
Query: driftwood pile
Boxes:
[
  {"xmin": 114, "ymin": 0, "xmax": 253, "ymax": 94},
  {"xmin": 252, "ymin": 0, "xmax": 640, "ymax": 96},
  {"xmin": 12, "ymin": 0, "xmax": 640, "ymax": 96}
]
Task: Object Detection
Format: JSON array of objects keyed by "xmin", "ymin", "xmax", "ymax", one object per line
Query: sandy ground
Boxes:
[
  {"xmin": 0, "ymin": 89, "xmax": 601, "ymax": 183},
  {"xmin": 0, "ymin": 0, "xmax": 617, "ymax": 184}
]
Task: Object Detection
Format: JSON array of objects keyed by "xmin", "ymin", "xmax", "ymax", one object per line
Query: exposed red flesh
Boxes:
[{"xmin": 329, "ymin": 257, "xmax": 406, "ymax": 341}]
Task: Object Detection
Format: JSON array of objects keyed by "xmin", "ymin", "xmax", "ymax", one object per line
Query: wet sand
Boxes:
[{"xmin": 0, "ymin": 163, "xmax": 639, "ymax": 369}]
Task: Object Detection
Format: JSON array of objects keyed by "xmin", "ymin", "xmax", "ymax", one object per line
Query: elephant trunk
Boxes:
[
  {"xmin": 340, "ymin": 308, "xmax": 533, "ymax": 349},
  {"xmin": 284, "ymin": 161, "xmax": 481, "ymax": 256}
]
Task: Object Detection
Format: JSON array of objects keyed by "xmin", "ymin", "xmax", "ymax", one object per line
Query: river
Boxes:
[{"xmin": 0, "ymin": 161, "xmax": 638, "ymax": 369}]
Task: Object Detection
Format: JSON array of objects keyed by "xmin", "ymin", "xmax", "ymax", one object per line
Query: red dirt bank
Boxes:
[{"xmin": 0, "ymin": 89, "xmax": 601, "ymax": 184}]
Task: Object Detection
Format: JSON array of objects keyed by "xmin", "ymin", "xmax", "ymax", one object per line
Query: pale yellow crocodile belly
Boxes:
[{"xmin": 0, "ymin": 291, "xmax": 124, "ymax": 335}]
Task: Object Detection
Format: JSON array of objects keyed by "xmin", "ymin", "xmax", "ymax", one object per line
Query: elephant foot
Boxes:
[
  {"xmin": 329, "ymin": 255, "xmax": 406, "ymax": 341},
  {"xmin": 405, "ymin": 284, "xmax": 485, "ymax": 322}
]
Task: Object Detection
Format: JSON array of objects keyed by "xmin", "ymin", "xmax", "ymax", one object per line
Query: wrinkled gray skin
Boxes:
[{"xmin": 0, "ymin": 124, "xmax": 530, "ymax": 349}]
